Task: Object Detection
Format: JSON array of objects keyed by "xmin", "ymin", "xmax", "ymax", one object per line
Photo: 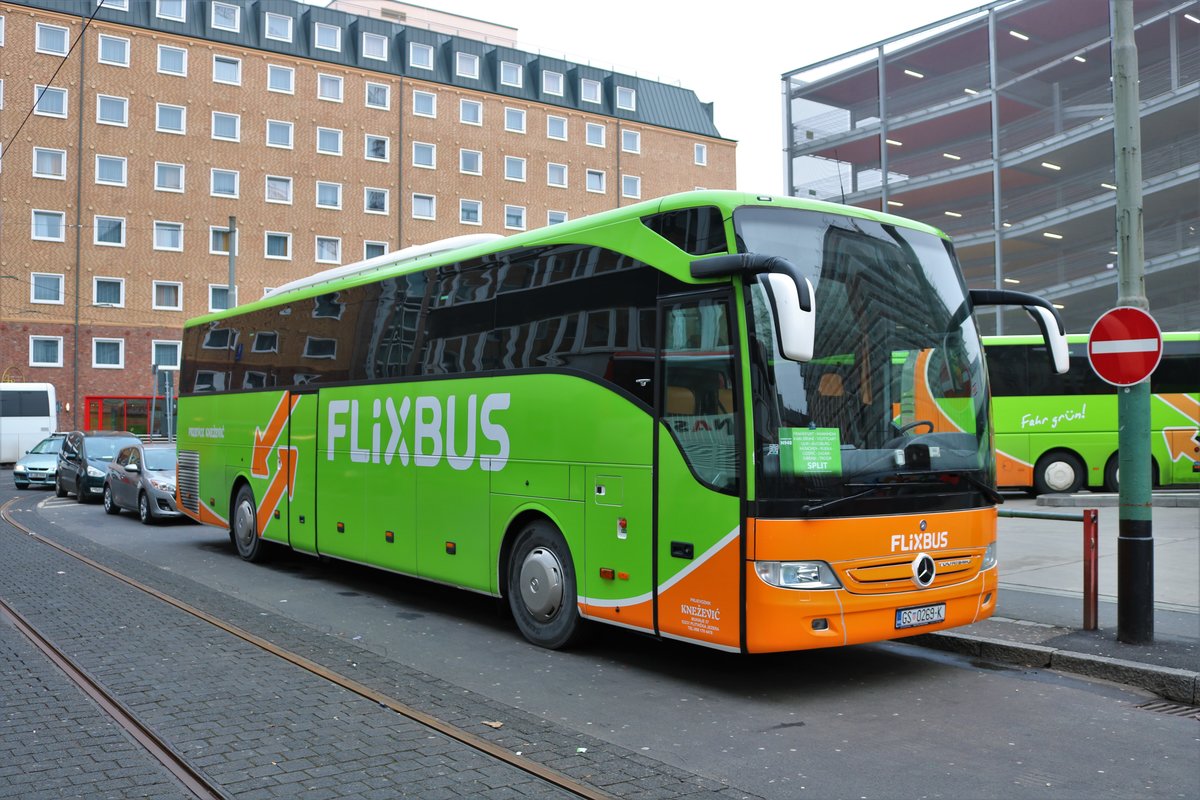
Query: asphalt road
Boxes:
[{"xmin": 5, "ymin": 474, "xmax": 1198, "ymax": 799}]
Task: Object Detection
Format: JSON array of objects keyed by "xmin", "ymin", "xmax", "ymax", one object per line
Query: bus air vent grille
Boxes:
[{"xmin": 177, "ymin": 450, "xmax": 200, "ymax": 513}]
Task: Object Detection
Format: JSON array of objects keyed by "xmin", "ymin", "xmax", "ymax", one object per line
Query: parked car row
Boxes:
[{"xmin": 12, "ymin": 431, "xmax": 185, "ymax": 525}]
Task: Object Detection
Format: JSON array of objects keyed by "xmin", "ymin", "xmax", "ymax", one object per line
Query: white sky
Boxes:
[{"xmin": 416, "ymin": 0, "xmax": 985, "ymax": 192}]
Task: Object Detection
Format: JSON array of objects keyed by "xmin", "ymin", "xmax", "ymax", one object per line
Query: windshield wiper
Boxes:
[
  {"xmin": 800, "ymin": 483, "xmax": 892, "ymax": 515},
  {"xmin": 894, "ymin": 470, "xmax": 1004, "ymax": 504}
]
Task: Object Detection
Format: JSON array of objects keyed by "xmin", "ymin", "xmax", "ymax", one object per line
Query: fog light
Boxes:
[{"xmin": 811, "ymin": 618, "xmax": 829, "ymax": 631}]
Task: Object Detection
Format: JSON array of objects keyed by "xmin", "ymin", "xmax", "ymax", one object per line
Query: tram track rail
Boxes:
[{"xmin": 1, "ymin": 496, "xmax": 613, "ymax": 800}]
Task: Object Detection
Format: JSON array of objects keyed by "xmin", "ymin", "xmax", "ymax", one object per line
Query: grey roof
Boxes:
[{"xmin": 33, "ymin": 0, "xmax": 724, "ymax": 138}]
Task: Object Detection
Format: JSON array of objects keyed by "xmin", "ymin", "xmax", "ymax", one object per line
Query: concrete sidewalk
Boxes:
[{"xmin": 911, "ymin": 492, "xmax": 1200, "ymax": 704}]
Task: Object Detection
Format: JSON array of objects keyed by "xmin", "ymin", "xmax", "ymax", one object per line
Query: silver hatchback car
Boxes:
[{"xmin": 102, "ymin": 443, "xmax": 183, "ymax": 524}]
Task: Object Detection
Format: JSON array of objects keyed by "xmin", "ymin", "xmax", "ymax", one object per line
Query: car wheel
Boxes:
[
  {"xmin": 75, "ymin": 478, "xmax": 89, "ymax": 504},
  {"xmin": 231, "ymin": 484, "xmax": 269, "ymax": 562},
  {"xmin": 138, "ymin": 492, "xmax": 156, "ymax": 525},
  {"xmin": 103, "ymin": 485, "xmax": 121, "ymax": 515},
  {"xmin": 506, "ymin": 519, "xmax": 584, "ymax": 650},
  {"xmin": 1033, "ymin": 451, "xmax": 1085, "ymax": 494},
  {"xmin": 55, "ymin": 475, "xmax": 68, "ymax": 498}
]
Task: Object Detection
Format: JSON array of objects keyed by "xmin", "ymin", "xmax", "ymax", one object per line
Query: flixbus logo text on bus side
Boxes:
[{"xmin": 326, "ymin": 393, "xmax": 510, "ymax": 471}]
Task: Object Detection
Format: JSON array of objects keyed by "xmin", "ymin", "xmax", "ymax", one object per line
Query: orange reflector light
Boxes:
[
  {"xmin": 336, "ymin": 522, "xmax": 345, "ymax": 533},
  {"xmin": 445, "ymin": 541, "xmax": 456, "ymax": 555},
  {"xmin": 385, "ymin": 530, "xmax": 394, "ymax": 543},
  {"xmin": 599, "ymin": 567, "xmax": 615, "ymax": 580},
  {"xmin": 617, "ymin": 572, "xmax": 630, "ymax": 581}
]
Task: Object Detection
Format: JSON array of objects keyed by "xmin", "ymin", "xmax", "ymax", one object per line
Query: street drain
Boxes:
[{"xmin": 1136, "ymin": 700, "xmax": 1200, "ymax": 721}]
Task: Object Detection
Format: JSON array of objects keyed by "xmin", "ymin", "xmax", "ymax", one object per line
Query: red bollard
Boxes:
[{"xmin": 1083, "ymin": 508, "xmax": 1099, "ymax": 631}]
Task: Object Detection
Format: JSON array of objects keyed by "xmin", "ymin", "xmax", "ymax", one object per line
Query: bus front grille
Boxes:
[{"xmin": 177, "ymin": 450, "xmax": 200, "ymax": 513}]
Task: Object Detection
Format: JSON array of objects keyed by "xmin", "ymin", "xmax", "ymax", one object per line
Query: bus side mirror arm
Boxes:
[
  {"xmin": 690, "ymin": 254, "xmax": 815, "ymax": 362},
  {"xmin": 969, "ymin": 289, "xmax": 1069, "ymax": 374}
]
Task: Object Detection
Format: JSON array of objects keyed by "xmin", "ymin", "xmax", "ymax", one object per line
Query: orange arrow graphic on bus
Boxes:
[
  {"xmin": 258, "ymin": 446, "xmax": 298, "ymax": 536},
  {"xmin": 1155, "ymin": 393, "xmax": 1199, "ymax": 423},
  {"xmin": 252, "ymin": 392, "xmax": 298, "ymax": 477},
  {"xmin": 1163, "ymin": 428, "xmax": 1200, "ymax": 464}
]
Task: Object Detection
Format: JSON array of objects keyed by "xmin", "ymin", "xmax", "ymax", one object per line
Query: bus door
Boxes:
[
  {"xmin": 286, "ymin": 389, "xmax": 318, "ymax": 554},
  {"xmin": 653, "ymin": 292, "xmax": 744, "ymax": 651}
]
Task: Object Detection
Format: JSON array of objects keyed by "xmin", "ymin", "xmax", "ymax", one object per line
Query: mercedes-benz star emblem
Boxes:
[{"xmin": 912, "ymin": 553, "xmax": 936, "ymax": 587}]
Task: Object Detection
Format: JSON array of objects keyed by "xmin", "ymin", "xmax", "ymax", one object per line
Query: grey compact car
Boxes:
[
  {"xmin": 12, "ymin": 433, "xmax": 66, "ymax": 489},
  {"xmin": 102, "ymin": 443, "xmax": 183, "ymax": 524}
]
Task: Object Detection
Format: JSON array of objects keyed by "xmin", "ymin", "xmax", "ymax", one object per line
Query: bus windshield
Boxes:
[{"xmin": 735, "ymin": 206, "xmax": 992, "ymax": 515}]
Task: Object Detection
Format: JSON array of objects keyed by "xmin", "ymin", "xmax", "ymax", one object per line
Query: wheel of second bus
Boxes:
[
  {"xmin": 1103, "ymin": 455, "xmax": 1159, "ymax": 493},
  {"xmin": 1033, "ymin": 451, "xmax": 1085, "ymax": 494},
  {"xmin": 231, "ymin": 484, "xmax": 270, "ymax": 562},
  {"xmin": 507, "ymin": 521, "xmax": 583, "ymax": 650}
]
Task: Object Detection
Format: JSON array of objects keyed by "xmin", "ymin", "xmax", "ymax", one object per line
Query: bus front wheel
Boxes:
[
  {"xmin": 231, "ymin": 485, "xmax": 270, "ymax": 563},
  {"xmin": 507, "ymin": 521, "xmax": 583, "ymax": 650},
  {"xmin": 1034, "ymin": 451, "xmax": 1085, "ymax": 494}
]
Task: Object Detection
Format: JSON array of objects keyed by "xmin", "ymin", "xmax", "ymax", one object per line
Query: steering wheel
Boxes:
[{"xmin": 896, "ymin": 420, "xmax": 934, "ymax": 436}]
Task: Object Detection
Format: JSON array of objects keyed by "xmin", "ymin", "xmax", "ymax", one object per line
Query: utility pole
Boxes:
[{"xmin": 1110, "ymin": 0, "xmax": 1153, "ymax": 644}]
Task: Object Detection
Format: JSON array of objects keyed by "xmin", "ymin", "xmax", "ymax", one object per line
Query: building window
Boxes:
[
  {"xmin": 409, "ymin": 42, "xmax": 433, "ymax": 70},
  {"xmin": 157, "ymin": 44, "xmax": 187, "ymax": 75},
  {"xmin": 265, "ymin": 175, "xmax": 293, "ymax": 204},
  {"xmin": 413, "ymin": 90, "xmax": 435, "ymax": 117},
  {"xmin": 617, "ymin": 86, "xmax": 636, "ymax": 111},
  {"xmin": 547, "ymin": 115, "xmax": 567, "ymax": 141},
  {"xmin": 153, "ymin": 281, "xmax": 182, "ymax": 310},
  {"xmin": 30, "ymin": 336, "xmax": 63, "ymax": 368},
  {"xmin": 316, "ymin": 182, "xmax": 342, "ymax": 209},
  {"xmin": 460, "ymin": 149, "xmax": 481, "ymax": 175},
  {"xmin": 364, "ymin": 187, "xmax": 389, "ymax": 214},
  {"xmin": 459, "ymin": 199, "xmax": 482, "ymax": 225},
  {"xmin": 504, "ymin": 205, "xmax": 526, "ymax": 231},
  {"xmin": 94, "ymin": 216, "xmax": 125, "ymax": 247},
  {"xmin": 93, "ymin": 276, "xmax": 124, "ymax": 307},
  {"xmin": 586, "ymin": 169, "xmax": 606, "ymax": 193},
  {"xmin": 547, "ymin": 163, "xmax": 567, "ymax": 188},
  {"xmin": 456, "ymin": 52, "xmax": 479, "ymax": 79},
  {"xmin": 695, "ymin": 143, "xmax": 708, "ymax": 166},
  {"xmin": 264, "ymin": 12, "xmax": 292, "ymax": 42},
  {"xmin": 153, "ymin": 221, "xmax": 183, "ymax": 251},
  {"xmin": 622, "ymin": 129, "xmax": 641, "ymax": 154},
  {"xmin": 96, "ymin": 94, "xmax": 128, "ymax": 126},
  {"xmin": 98, "ymin": 35, "xmax": 129, "ymax": 67},
  {"xmin": 209, "ymin": 226, "xmax": 235, "ymax": 255},
  {"xmin": 505, "ymin": 107, "xmax": 526, "ymax": 133},
  {"xmin": 208, "ymin": 285, "xmax": 234, "ymax": 311},
  {"xmin": 318, "ymin": 73, "xmax": 343, "ymax": 102},
  {"xmin": 33, "ymin": 148, "xmax": 67, "ymax": 180},
  {"xmin": 34, "ymin": 86, "xmax": 67, "ymax": 117},
  {"xmin": 98, "ymin": 1, "xmax": 130, "ymax": 12},
  {"xmin": 210, "ymin": 169, "xmax": 239, "ymax": 198},
  {"xmin": 365, "ymin": 134, "xmax": 390, "ymax": 162},
  {"xmin": 95, "ymin": 154, "xmax": 126, "ymax": 186},
  {"xmin": 211, "ymin": 111, "xmax": 240, "ymax": 141},
  {"xmin": 586, "ymin": 123, "xmax": 605, "ymax": 147},
  {"xmin": 315, "ymin": 236, "xmax": 341, "ymax": 264},
  {"xmin": 412, "ymin": 141, "xmax": 435, "ymax": 169},
  {"xmin": 547, "ymin": 210, "xmax": 568, "ymax": 226},
  {"xmin": 364, "ymin": 241, "xmax": 388, "ymax": 259},
  {"xmin": 212, "ymin": 55, "xmax": 241, "ymax": 85},
  {"xmin": 156, "ymin": 0, "xmax": 185, "ymax": 23},
  {"xmin": 155, "ymin": 162, "xmax": 184, "ymax": 192},
  {"xmin": 314, "ymin": 22, "xmax": 340, "ymax": 52},
  {"xmin": 362, "ymin": 31, "xmax": 387, "ymax": 61},
  {"xmin": 505, "ymin": 156, "xmax": 526, "ymax": 182},
  {"xmin": 365, "ymin": 82, "xmax": 390, "ymax": 109},
  {"xmin": 622, "ymin": 175, "xmax": 642, "ymax": 199},
  {"xmin": 496, "ymin": 60, "xmax": 522, "ymax": 87},
  {"xmin": 152, "ymin": 341, "xmax": 182, "ymax": 369},
  {"xmin": 304, "ymin": 337, "xmax": 337, "ymax": 360},
  {"xmin": 251, "ymin": 331, "xmax": 278, "ymax": 353},
  {"xmin": 460, "ymin": 99, "xmax": 482, "ymax": 126},
  {"xmin": 268, "ymin": 64, "xmax": 294, "ymax": 94},
  {"xmin": 317, "ymin": 127, "xmax": 343, "ymax": 156},
  {"xmin": 35, "ymin": 23, "xmax": 68, "ymax": 56},
  {"xmin": 92, "ymin": 338, "xmax": 124, "ymax": 369},
  {"xmin": 211, "ymin": 2, "xmax": 239, "ymax": 32},
  {"xmin": 31, "ymin": 272, "xmax": 64, "ymax": 303},
  {"xmin": 266, "ymin": 120, "xmax": 293, "ymax": 149},
  {"xmin": 265, "ymin": 232, "xmax": 291, "ymax": 260},
  {"xmin": 543, "ymin": 70, "xmax": 563, "ymax": 96},
  {"xmin": 412, "ymin": 194, "xmax": 436, "ymax": 220},
  {"xmin": 580, "ymin": 78, "xmax": 602, "ymax": 104},
  {"xmin": 32, "ymin": 211, "xmax": 66, "ymax": 242},
  {"xmin": 156, "ymin": 103, "xmax": 186, "ymax": 134}
]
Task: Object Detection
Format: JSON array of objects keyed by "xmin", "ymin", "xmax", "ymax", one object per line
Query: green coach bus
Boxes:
[
  {"xmin": 177, "ymin": 190, "xmax": 1067, "ymax": 652},
  {"xmin": 984, "ymin": 332, "xmax": 1200, "ymax": 494}
]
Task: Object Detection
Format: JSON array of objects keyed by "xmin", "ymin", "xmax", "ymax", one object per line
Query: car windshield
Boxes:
[
  {"xmin": 85, "ymin": 436, "xmax": 138, "ymax": 461},
  {"xmin": 734, "ymin": 206, "xmax": 992, "ymax": 517},
  {"xmin": 30, "ymin": 437, "xmax": 64, "ymax": 455},
  {"xmin": 144, "ymin": 449, "xmax": 177, "ymax": 471}
]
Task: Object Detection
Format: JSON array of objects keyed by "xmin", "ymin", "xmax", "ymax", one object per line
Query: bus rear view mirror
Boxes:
[
  {"xmin": 761, "ymin": 273, "xmax": 816, "ymax": 363},
  {"xmin": 969, "ymin": 289, "xmax": 1069, "ymax": 374}
]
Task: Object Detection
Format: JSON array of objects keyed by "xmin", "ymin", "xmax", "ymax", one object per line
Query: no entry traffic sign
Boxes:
[{"xmin": 1088, "ymin": 307, "xmax": 1163, "ymax": 387}]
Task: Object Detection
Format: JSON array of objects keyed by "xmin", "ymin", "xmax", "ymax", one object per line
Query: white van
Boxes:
[{"xmin": 0, "ymin": 383, "xmax": 58, "ymax": 463}]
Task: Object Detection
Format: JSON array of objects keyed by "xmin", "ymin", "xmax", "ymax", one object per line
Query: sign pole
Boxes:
[{"xmin": 1111, "ymin": 0, "xmax": 1152, "ymax": 644}]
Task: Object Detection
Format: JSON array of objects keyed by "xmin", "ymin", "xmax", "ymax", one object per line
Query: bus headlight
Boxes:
[
  {"xmin": 755, "ymin": 561, "xmax": 842, "ymax": 590},
  {"xmin": 982, "ymin": 541, "xmax": 997, "ymax": 570}
]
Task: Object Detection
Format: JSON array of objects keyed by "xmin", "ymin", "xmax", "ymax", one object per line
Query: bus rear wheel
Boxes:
[
  {"xmin": 1103, "ymin": 455, "xmax": 1159, "ymax": 493},
  {"xmin": 1034, "ymin": 451, "xmax": 1085, "ymax": 494},
  {"xmin": 231, "ymin": 485, "xmax": 269, "ymax": 563},
  {"xmin": 507, "ymin": 521, "xmax": 583, "ymax": 650}
]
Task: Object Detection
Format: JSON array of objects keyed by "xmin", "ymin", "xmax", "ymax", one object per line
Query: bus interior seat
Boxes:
[
  {"xmin": 718, "ymin": 387, "xmax": 734, "ymax": 413},
  {"xmin": 667, "ymin": 386, "xmax": 696, "ymax": 415},
  {"xmin": 818, "ymin": 373, "xmax": 844, "ymax": 397}
]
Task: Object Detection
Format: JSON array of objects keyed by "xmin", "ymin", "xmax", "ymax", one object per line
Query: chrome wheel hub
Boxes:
[{"xmin": 518, "ymin": 547, "xmax": 564, "ymax": 620}]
